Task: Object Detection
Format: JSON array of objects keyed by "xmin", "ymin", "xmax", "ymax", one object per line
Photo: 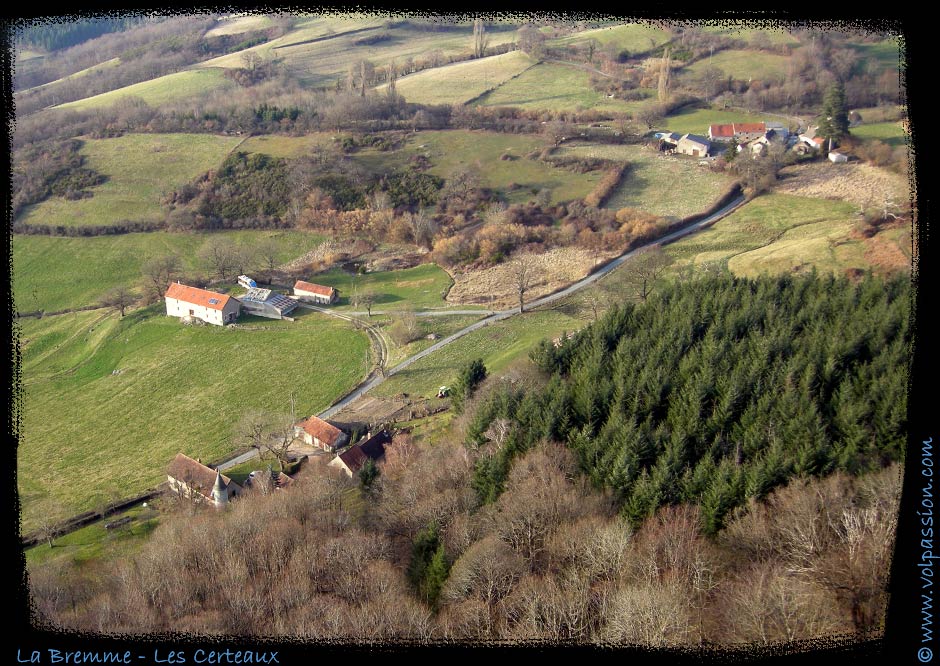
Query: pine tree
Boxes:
[{"xmin": 818, "ymin": 81, "xmax": 849, "ymax": 141}]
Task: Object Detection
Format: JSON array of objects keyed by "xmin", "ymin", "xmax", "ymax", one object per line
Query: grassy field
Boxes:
[
  {"xmin": 17, "ymin": 306, "xmax": 371, "ymax": 530},
  {"xmin": 351, "ymin": 130, "xmax": 601, "ymax": 204},
  {"xmin": 478, "ymin": 62, "xmax": 651, "ymax": 114},
  {"xmin": 25, "ymin": 503, "xmax": 160, "ymax": 567},
  {"xmin": 848, "ymin": 37, "xmax": 902, "ymax": 72},
  {"xmin": 54, "ymin": 68, "xmax": 234, "ymax": 111},
  {"xmin": 551, "ymin": 23, "xmax": 671, "ymax": 54},
  {"xmin": 200, "ymin": 20, "xmax": 517, "ymax": 88},
  {"xmin": 16, "ymin": 133, "xmax": 243, "ymax": 228},
  {"xmin": 374, "ymin": 308, "xmax": 583, "ymax": 399},
  {"xmin": 376, "ymin": 313, "xmax": 486, "ymax": 366},
  {"xmin": 555, "ymin": 142, "xmax": 734, "ymax": 219},
  {"xmin": 405, "ymin": 130, "xmax": 601, "ymax": 205},
  {"xmin": 310, "ymin": 263, "xmax": 457, "ymax": 311},
  {"xmin": 657, "ymin": 193, "xmax": 910, "ymax": 278},
  {"xmin": 684, "ymin": 49, "xmax": 791, "ymax": 82},
  {"xmin": 239, "ymin": 132, "xmax": 339, "ymax": 158},
  {"xmin": 13, "ymin": 229, "xmax": 327, "ymax": 313},
  {"xmin": 700, "ymin": 24, "xmax": 800, "ymax": 46},
  {"xmin": 546, "ymin": 193, "xmax": 910, "ymax": 327},
  {"xmin": 17, "ymin": 48, "xmax": 46, "ymax": 61},
  {"xmin": 388, "ymin": 51, "xmax": 537, "ymax": 106},
  {"xmin": 660, "ymin": 106, "xmax": 776, "ymax": 136},
  {"xmin": 851, "ymin": 121, "xmax": 908, "ymax": 147},
  {"xmin": 196, "ymin": 14, "xmax": 388, "ymax": 68}
]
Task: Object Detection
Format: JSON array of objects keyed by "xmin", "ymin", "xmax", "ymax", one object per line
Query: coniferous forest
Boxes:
[{"xmin": 468, "ymin": 272, "xmax": 910, "ymax": 533}]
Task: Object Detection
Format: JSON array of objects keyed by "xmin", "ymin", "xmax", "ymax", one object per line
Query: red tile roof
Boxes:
[
  {"xmin": 297, "ymin": 416, "xmax": 344, "ymax": 447},
  {"xmin": 710, "ymin": 122, "xmax": 767, "ymax": 138},
  {"xmin": 732, "ymin": 122, "xmax": 766, "ymax": 134},
  {"xmin": 167, "ymin": 453, "xmax": 241, "ymax": 496},
  {"xmin": 337, "ymin": 430, "xmax": 390, "ymax": 474},
  {"xmin": 294, "ymin": 281, "xmax": 336, "ymax": 297},
  {"xmin": 709, "ymin": 124, "xmax": 735, "ymax": 138},
  {"xmin": 165, "ymin": 283, "xmax": 232, "ymax": 311}
]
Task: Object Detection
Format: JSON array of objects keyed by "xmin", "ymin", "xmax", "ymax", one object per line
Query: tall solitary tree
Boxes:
[
  {"xmin": 818, "ymin": 81, "xmax": 849, "ymax": 143},
  {"xmin": 657, "ymin": 47, "xmax": 672, "ymax": 102},
  {"xmin": 511, "ymin": 255, "xmax": 536, "ymax": 314},
  {"xmin": 473, "ymin": 19, "xmax": 489, "ymax": 59}
]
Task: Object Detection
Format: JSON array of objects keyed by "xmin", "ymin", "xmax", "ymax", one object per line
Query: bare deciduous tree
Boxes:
[
  {"xmin": 234, "ymin": 409, "xmax": 271, "ymax": 454},
  {"xmin": 140, "ymin": 254, "xmax": 181, "ymax": 303},
  {"xmin": 624, "ymin": 246, "xmax": 672, "ymax": 302},
  {"xmin": 353, "ymin": 288, "xmax": 377, "ymax": 317},
  {"xmin": 472, "ymin": 19, "xmax": 489, "ymax": 59},
  {"xmin": 253, "ymin": 238, "xmax": 282, "ymax": 284},
  {"xmin": 511, "ymin": 255, "xmax": 537, "ymax": 313},
  {"xmin": 198, "ymin": 238, "xmax": 241, "ymax": 282},
  {"xmin": 100, "ymin": 285, "xmax": 136, "ymax": 318}
]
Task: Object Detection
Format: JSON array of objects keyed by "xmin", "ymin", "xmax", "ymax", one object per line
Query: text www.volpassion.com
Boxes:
[{"xmin": 919, "ymin": 437, "xmax": 936, "ymax": 662}]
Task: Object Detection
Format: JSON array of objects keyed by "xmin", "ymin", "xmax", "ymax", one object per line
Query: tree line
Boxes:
[
  {"xmin": 466, "ymin": 272, "xmax": 909, "ymax": 533},
  {"xmin": 28, "ymin": 437, "xmax": 899, "ymax": 643}
]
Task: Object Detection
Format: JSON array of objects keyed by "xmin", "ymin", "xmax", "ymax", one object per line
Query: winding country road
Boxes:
[
  {"xmin": 318, "ymin": 193, "xmax": 746, "ymax": 419},
  {"xmin": 219, "ymin": 193, "xmax": 745, "ymax": 471}
]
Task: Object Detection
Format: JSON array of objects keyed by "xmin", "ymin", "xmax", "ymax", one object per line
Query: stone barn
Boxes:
[
  {"xmin": 294, "ymin": 280, "xmax": 339, "ymax": 305},
  {"xmin": 294, "ymin": 415, "xmax": 348, "ymax": 452}
]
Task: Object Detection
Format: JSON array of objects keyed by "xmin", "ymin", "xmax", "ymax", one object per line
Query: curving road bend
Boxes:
[
  {"xmin": 318, "ymin": 194, "xmax": 746, "ymax": 419},
  {"xmin": 219, "ymin": 195, "xmax": 744, "ymax": 470}
]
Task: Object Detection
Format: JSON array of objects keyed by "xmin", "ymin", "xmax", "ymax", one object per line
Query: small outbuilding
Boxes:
[
  {"xmin": 294, "ymin": 280, "xmax": 338, "ymax": 305},
  {"xmin": 676, "ymin": 134, "xmax": 712, "ymax": 157},
  {"xmin": 294, "ymin": 415, "xmax": 348, "ymax": 452},
  {"xmin": 828, "ymin": 151, "xmax": 849, "ymax": 163}
]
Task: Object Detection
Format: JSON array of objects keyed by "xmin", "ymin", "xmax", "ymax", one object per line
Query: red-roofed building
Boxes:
[
  {"xmin": 329, "ymin": 430, "xmax": 391, "ymax": 477},
  {"xmin": 165, "ymin": 282, "xmax": 240, "ymax": 326},
  {"xmin": 294, "ymin": 280, "xmax": 338, "ymax": 305},
  {"xmin": 708, "ymin": 122, "xmax": 767, "ymax": 143},
  {"xmin": 294, "ymin": 415, "xmax": 348, "ymax": 452}
]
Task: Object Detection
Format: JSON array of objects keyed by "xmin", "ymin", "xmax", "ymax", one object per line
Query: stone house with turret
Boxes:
[{"xmin": 167, "ymin": 453, "xmax": 242, "ymax": 508}]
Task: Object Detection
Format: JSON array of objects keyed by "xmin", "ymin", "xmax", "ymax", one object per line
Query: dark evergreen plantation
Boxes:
[{"xmin": 468, "ymin": 272, "xmax": 910, "ymax": 533}]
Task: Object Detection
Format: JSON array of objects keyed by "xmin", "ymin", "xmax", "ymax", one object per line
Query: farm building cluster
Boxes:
[
  {"xmin": 656, "ymin": 121, "xmax": 847, "ymax": 162},
  {"xmin": 167, "ymin": 421, "xmax": 389, "ymax": 510},
  {"xmin": 163, "ymin": 278, "xmax": 339, "ymax": 326}
]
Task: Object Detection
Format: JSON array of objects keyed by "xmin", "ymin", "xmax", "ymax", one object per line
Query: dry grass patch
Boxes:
[
  {"xmin": 446, "ymin": 247, "xmax": 616, "ymax": 310},
  {"xmin": 774, "ymin": 162, "xmax": 909, "ymax": 209}
]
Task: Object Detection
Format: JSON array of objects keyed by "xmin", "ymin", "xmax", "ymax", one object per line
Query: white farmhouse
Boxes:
[{"xmin": 165, "ymin": 282, "xmax": 240, "ymax": 326}]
